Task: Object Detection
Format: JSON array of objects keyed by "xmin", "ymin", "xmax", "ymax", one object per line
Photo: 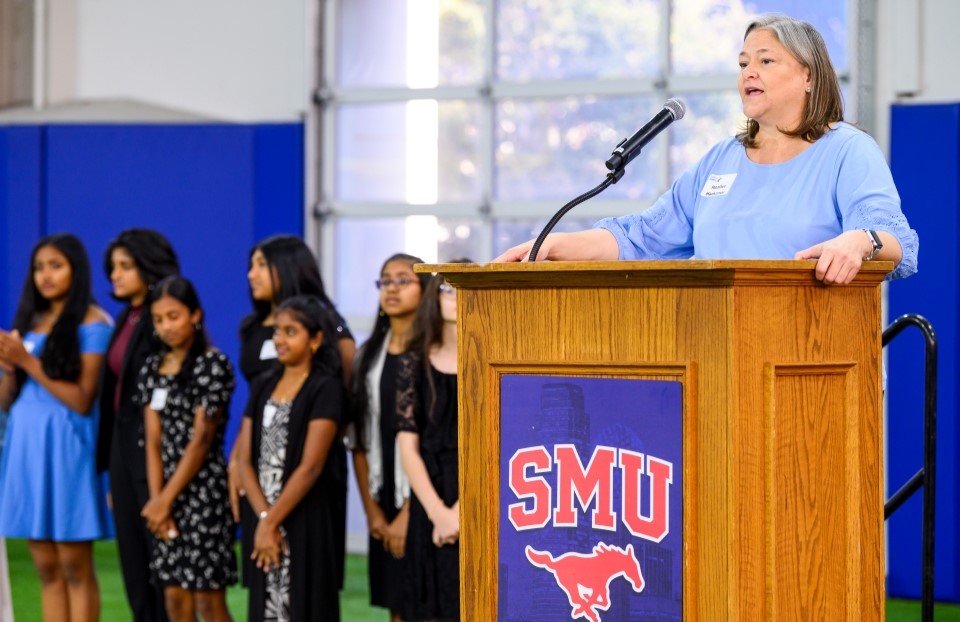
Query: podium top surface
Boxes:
[{"xmin": 416, "ymin": 259, "xmax": 894, "ymax": 288}]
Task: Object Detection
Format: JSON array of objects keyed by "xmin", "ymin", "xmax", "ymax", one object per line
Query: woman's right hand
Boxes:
[{"xmin": 492, "ymin": 230, "xmax": 619, "ymax": 263}]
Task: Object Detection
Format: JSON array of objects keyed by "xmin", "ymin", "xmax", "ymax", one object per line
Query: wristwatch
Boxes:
[{"xmin": 863, "ymin": 229, "xmax": 883, "ymax": 261}]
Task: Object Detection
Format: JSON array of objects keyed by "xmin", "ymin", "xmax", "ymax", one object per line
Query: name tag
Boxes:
[
  {"xmin": 24, "ymin": 341, "xmax": 36, "ymax": 354},
  {"xmin": 700, "ymin": 173, "xmax": 737, "ymax": 197},
  {"xmin": 149, "ymin": 388, "xmax": 169, "ymax": 411},
  {"xmin": 263, "ymin": 403, "xmax": 278, "ymax": 428},
  {"xmin": 259, "ymin": 339, "xmax": 278, "ymax": 361}
]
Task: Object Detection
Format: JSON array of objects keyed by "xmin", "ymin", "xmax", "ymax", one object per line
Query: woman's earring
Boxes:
[
  {"xmin": 806, "ymin": 86, "xmax": 811, "ymax": 93},
  {"xmin": 195, "ymin": 322, "xmax": 202, "ymax": 331},
  {"xmin": 311, "ymin": 344, "xmax": 319, "ymax": 354}
]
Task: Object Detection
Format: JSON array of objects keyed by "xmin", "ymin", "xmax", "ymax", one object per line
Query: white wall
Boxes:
[
  {"xmin": 75, "ymin": 0, "xmax": 308, "ymax": 121},
  {"xmin": 874, "ymin": 0, "xmax": 960, "ymax": 150}
]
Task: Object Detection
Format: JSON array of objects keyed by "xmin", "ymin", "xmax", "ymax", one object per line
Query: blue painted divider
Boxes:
[
  {"xmin": 0, "ymin": 121, "xmax": 304, "ymax": 454},
  {"xmin": 888, "ymin": 103, "xmax": 959, "ymax": 601}
]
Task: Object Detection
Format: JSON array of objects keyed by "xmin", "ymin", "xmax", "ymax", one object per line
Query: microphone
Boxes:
[{"xmin": 605, "ymin": 98, "xmax": 686, "ymax": 173}]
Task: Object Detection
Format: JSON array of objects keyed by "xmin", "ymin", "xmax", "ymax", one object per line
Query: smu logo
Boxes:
[
  {"xmin": 526, "ymin": 543, "xmax": 644, "ymax": 622},
  {"xmin": 508, "ymin": 444, "xmax": 673, "ymax": 541}
]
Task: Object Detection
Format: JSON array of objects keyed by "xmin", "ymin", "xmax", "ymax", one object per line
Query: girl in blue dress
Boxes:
[{"xmin": 0, "ymin": 233, "xmax": 114, "ymax": 622}]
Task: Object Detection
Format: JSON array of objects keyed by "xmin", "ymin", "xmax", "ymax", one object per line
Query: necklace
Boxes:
[{"xmin": 273, "ymin": 370, "xmax": 309, "ymax": 403}]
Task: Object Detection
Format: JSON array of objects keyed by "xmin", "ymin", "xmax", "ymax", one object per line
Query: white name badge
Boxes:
[
  {"xmin": 259, "ymin": 339, "xmax": 278, "ymax": 360},
  {"xmin": 700, "ymin": 173, "xmax": 737, "ymax": 197},
  {"xmin": 149, "ymin": 388, "xmax": 169, "ymax": 411},
  {"xmin": 24, "ymin": 341, "xmax": 36, "ymax": 354},
  {"xmin": 263, "ymin": 403, "xmax": 278, "ymax": 428}
]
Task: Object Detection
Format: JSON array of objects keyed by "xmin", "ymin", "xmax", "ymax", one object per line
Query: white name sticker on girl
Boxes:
[
  {"xmin": 263, "ymin": 403, "xmax": 278, "ymax": 428},
  {"xmin": 259, "ymin": 340, "xmax": 278, "ymax": 360},
  {"xmin": 700, "ymin": 173, "xmax": 737, "ymax": 197},
  {"xmin": 149, "ymin": 388, "xmax": 169, "ymax": 411}
]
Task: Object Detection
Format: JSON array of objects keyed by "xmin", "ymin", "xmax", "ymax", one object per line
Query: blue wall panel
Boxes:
[
  {"xmin": 888, "ymin": 103, "xmax": 960, "ymax": 600},
  {"xmin": 0, "ymin": 126, "xmax": 43, "ymax": 327},
  {"xmin": 0, "ymin": 121, "xmax": 304, "ymax": 452}
]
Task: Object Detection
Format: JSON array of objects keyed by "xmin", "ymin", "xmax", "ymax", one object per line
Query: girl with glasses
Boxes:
[{"xmin": 349, "ymin": 253, "xmax": 428, "ymax": 621}]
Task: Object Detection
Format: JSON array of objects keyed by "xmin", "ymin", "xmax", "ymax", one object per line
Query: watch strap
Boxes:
[{"xmin": 863, "ymin": 229, "xmax": 882, "ymax": 261}]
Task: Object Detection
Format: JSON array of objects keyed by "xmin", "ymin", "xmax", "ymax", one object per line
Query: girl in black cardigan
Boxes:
[
  {"xmin": 99, "ymin": 229, "xmax": 180, "ymax": 622},
  {"xmin": 236, "ymin": 296, "xmax": 344, "ymax": 621}
]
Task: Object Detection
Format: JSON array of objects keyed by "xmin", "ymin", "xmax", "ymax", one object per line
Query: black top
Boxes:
[
  {"xmin": 242, "ymin": 368, "xmax": 344, "ymax": 622},
  {"xmin": 378, "ymin": 352, "xmax": 401, "ymax": 512},
  {"xmin": 238, "ymin": 313, "xmax": 353, "ymax": 383},
  {"xmin": 97, "ymin": 304, "xmax": 165, "ymax": 475}
]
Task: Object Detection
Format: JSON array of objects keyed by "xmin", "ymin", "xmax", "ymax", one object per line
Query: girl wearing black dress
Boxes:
[
  {"xmin": 232, "ymin": 235, "xmax": 354, "ymax": 590},
  {"xmin": 349, "ymin": 253, "xmax": 428, "ymax": 621},
  {"xmin": 397, "ymin": 271, "xmax": 464, "ymax": 622},
  {"xmin": 138, "ymin": 277, "xmax": 237, "ymax": 621},
  {"xmin": 100, "ymin": 229, "xmax": 179, "ymax": 622},
  {"xmin": 236, "ymin": 296, "xmax": 345, "ymax": 621}
]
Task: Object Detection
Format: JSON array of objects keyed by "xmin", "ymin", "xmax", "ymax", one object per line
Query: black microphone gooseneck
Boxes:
[{"xmin": 526, "ymin": 99, "xmax": 686, "ymax": 262}]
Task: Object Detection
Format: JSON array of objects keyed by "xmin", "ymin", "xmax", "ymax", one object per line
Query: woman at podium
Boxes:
[{"xmin": 495, "ymin": 14, "xmax": 919, "ymax": 285}]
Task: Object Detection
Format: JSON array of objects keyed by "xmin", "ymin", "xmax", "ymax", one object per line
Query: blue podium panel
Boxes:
[{"xmin": 888, "ymin": 103, "xmax": 960, "ymax": 601}]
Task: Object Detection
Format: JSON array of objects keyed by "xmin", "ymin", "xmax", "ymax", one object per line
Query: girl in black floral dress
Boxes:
[
  {"xmin": 137, "ymin": 276, "xmax": 237, "ymax": 621},
  {"xmin": 236, "ymin": 296, "xmax": 344, "ymax": 622}
]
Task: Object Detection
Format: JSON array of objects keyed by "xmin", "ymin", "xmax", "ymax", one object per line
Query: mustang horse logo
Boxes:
[{"xmin": 525, "ymin": 542, "xmax": 644, "ymax": 622}]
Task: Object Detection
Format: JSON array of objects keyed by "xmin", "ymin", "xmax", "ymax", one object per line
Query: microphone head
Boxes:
[{"xmin": 664, "ymin": 98, "xmax": 686, "ymax": 121}]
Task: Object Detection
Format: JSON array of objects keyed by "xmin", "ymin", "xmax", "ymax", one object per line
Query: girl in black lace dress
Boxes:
[
  {"xmin": 236, "ymin": 296, "xmax": 344, "ymax": 622},
  {"xmin": 137, "ymin": 276, "xmax": 237, "ymax": 621},
  {"xmin": 397, "ymin": 271, "xmax": 463, "ymax": 622}
]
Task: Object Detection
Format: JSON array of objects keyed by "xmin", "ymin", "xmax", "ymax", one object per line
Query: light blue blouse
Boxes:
[{"xmin": 595, "ymin": 123, "xmax": 919, "ymax": 280}]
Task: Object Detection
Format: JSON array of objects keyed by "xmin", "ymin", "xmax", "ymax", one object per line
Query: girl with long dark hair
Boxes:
[
  {"xmin": 136, "ymin": 276, "xmax": 237, "ymax": 621},
  {"xmin": 0, "ymin": 233, "xmax": 114, "ymax": 622},
  {"xmin": 101, "ymin": 228, "xmax": 180, "ymax": 622},
  {"xmin": 397, "ymin": 266, "xmax": 467, "ymax": 622},
  {"xmin": 236, "ymin": 295, "xmax": 345, "ymax": 621},
  {"xmin": 349, "ymin": 253, "xmax": 428, "ymax": 620},
  {"xmin": 233, "ymin": 235, "xmax": 354, "ymax": 590}
]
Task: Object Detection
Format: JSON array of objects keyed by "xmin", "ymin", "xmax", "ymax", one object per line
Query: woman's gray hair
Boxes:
[{"xmin": 737, "ymin": 14, "xmax": 844, "ymax": 147}]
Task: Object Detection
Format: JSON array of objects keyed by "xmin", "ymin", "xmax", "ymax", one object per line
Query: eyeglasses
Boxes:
[
  {"xmin": 438, "ymin": 283, "xmax": 456, "ymax": 296},
  {"xmin": 375, "ymin": 277, "xmax": 418, "ymax": 290}
]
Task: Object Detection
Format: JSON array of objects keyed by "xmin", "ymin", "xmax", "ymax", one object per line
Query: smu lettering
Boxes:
[{"xmin": 508, "ymin": 444, "xmax": 673, "ymax": 543}]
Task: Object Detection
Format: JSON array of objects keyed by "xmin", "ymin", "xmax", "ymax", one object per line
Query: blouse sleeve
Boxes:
[
  {"xmin": 395, "ymin": 352, "xmax": 420, "ymax": 434},
  {"xmin": 594, "ymin": 165, "xmax": 701, "ymax": 260},
  {"xmin": 834, "ymin": 131, "xmax": 919, "ymax": 280},
  {"xmin": 194, "ymin": 351, "xmax": 235, "ymax": 418},
  {"xmin": 134, "ymin": 356, "xmax": 156, "ymax": 408},
  {"xmin": 79, "ymin": 321, "xmax": 113, "ymax": 355}
]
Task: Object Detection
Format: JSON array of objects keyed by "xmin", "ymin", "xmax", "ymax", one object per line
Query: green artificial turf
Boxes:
[{"xmin": 4, "ymin": 538, "xmax": 960, "ymax": 621}]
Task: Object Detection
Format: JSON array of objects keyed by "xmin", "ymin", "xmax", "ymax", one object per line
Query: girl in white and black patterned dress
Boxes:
[
  {"xmin": 137, "ymin": 276, "xmax": 237, "ymax": 621},
  {"xmin": 237, "ymin": 295, "xmax": 344, "ymax": 622}
]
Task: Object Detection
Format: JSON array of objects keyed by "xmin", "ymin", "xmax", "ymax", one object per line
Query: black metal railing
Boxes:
[{"xmin": 882, "ymin": 313, "xmax": 937, "ymax": 622}]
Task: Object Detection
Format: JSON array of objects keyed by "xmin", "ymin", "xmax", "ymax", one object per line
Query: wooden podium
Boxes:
[{"xmin": 425, "ymin": 260, "xmax": 891, "ymax": 621}]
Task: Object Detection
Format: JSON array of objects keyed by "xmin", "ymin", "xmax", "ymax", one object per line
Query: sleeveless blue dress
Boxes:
[{"xmin": 0, "ymin": 322, "xmax": 115, "ymax": 540}]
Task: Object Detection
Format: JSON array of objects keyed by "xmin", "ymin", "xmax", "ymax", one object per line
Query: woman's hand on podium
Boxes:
[
  {"xmin": 492, "ymin": 230, "xmax": 619, "ymax": 263},
  {"xmin": 794, "ymin": 229, "xmax": 900, "ymax": 285}
]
